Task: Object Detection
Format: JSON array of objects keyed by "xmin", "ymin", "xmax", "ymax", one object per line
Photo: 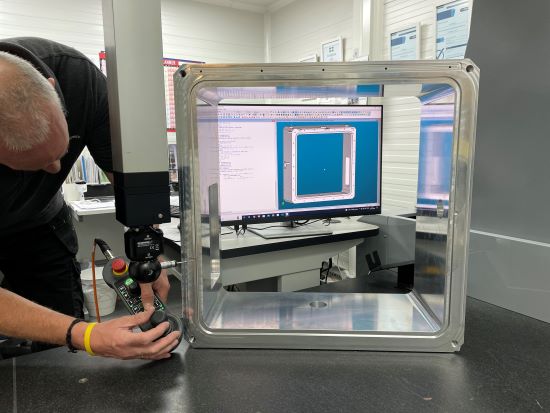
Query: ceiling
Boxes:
[{"xmin": 189, "ymin": 0, "xmax": 296, "ymax": 13}]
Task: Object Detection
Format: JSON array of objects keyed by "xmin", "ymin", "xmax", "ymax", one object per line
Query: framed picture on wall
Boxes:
[
  {"xmin": 389, "ymin": 23, "xmax": 421, "ymax": 60},
  {"xmin": 321, "ymin": 37, "xmax": 343, "ymax": 62},
  {"xmin": 435, "ymin": 0, "xmax": 472, "ymax": 59},
  {"xmin": 299, "ymin": 54, "xmax": 318, "ymax": 63}
]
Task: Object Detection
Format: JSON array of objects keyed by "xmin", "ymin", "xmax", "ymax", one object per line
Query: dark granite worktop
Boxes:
[{"xmin": 1, "ymin": 297, "xmax": 549, "ymax": 413}]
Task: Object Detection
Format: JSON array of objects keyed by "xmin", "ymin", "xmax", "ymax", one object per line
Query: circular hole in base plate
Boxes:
[{"xmin": 309, "ymin": 301, "xmax": 328, "ymax": 308}]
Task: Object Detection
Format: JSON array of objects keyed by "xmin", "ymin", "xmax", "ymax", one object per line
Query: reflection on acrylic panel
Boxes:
[
  {"xmin": 417, "ymin": 104, "xmax": 454, "ymax": 208},
  {"xmin": 168, "ymin": 144, "xmax": 178, "ymax": 183},
  {"xmin": 208, "ymin": 293, "xmax": 437, "ymax": 333}
]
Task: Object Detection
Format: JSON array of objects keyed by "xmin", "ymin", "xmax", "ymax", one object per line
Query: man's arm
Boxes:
[{"xmin": 0, "ymin": 287, "xmax": 180, "ymax": 360}]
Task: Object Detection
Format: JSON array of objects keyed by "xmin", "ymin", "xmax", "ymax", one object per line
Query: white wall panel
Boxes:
[
  {"xmin": 384, "ymin": 0, "xmax": 442, "ymax": 60},
  {"xmin": 161, "ymin": 0, "xmax": 264, "ymax": 63},
  {"xmin": 269, "ymin": 0, "xmax": 355, "ymax": 62},
  {"xmin": 469, "ymin": 231, "xmax": 550, "ymax": 323},
  {"xmin": 380, "ymin": 96, "xmax": 420, "ymax": 214},
  {"xmin": 0, "ymin": 0, "xmax": 264, "ymax": 65},
  {"xmin": 0, "ymin": 0, "xmax": 104, "ymax": 61}
]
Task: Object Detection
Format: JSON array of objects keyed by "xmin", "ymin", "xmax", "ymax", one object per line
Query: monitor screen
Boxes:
[{"xmin": 199, "ymin": 105, "xmax": 382, "ymax": 224}]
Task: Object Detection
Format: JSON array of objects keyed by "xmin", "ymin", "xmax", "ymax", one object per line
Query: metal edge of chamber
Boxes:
[{"xmin": 174, "ymin": 60, "xmax": 479, "ymax": 352}]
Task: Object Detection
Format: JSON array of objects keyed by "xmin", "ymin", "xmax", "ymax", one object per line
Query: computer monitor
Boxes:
[{"xmin": 199, "ymin": 104, "xmax": 382, "ymax": 225}]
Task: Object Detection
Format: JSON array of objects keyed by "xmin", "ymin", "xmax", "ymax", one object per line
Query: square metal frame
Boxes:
[
  {"xmin": 283, "ymin": 125, "xmax": 356, "ymax": 204},
  {"xmin": 174, "ymin": 60, "xmax": 479, "ymax": 352}
]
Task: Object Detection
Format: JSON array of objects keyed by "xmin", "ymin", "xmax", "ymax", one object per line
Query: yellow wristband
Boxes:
[{"xmin": 84, "ymin": 322, "xmax": 97, "ymax": 356}]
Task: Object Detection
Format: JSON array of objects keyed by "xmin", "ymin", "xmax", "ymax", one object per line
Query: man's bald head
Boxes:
[
  {"xmin": 0, "ymin": 52, "xmax": 69, "ymax": 173},
  {"xmin": 0, "ymin": 51, "xmax": 63, "ymax": 151}
]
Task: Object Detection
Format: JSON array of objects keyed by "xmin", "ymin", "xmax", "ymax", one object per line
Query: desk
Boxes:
[
  {"xmin": 68, "ymin": 195, "xmax": 180, "ymax": 221},
  {"xmin": 68, "ymin": 199, "xmax": 116, "ymax": 222},
  {"xmin": 67, "ymin": 195, "xmax": 183, "ymax": 262},
  {"xmin": 161, "ymin": 218, "xmax": 378, "ymax": 291},
  {"xmin": 67, "ymin": 199, "xmax": 124, "ymax": 263},
  {"xmin": 1, "ymin": 297, "xmax": 548, "ymax": 413}
]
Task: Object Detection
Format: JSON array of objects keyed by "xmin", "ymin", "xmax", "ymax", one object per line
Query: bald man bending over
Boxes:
[{"xmin": 0, "ymin": 37, "xmax": 177, "ymax": 360}]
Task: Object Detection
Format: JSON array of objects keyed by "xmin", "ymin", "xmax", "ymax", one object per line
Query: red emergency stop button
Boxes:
[{"xmin": 112, "ymin": 258, "xmax": 128, "ymax": 276}]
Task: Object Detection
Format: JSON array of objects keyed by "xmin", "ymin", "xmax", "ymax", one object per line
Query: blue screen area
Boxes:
[
  {"xmin": 277, "ymin": 120, "xmax": 380, "ymax": 210},
  {"xmin": 275, "ymin": 85, "xmax": 382, "ymax": 97},
  {"xmin": 296, "ymin": 133, "xmax": 343, "ymax": 196},
  {"xmin": 417, "ymin": 116, "xmax": 453, "ymax": 206}
]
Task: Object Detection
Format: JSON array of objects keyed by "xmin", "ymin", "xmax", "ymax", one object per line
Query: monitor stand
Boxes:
[{"xmin": 248, "ymin": 221, "xmax": 333, "ymax": 239}]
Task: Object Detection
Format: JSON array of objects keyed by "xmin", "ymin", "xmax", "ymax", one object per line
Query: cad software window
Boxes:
[{"xmin": 199, "ymin": 105, "xmax": 382, "ymax": 222}]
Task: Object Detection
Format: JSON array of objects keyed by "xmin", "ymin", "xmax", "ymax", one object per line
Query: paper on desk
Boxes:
[
  {"xmin": 161, "ymin": 226, "xmax": 181, "ymax": 242},
  {"xmin": 73, "ymin": 200, "xmax": 115, "ymax": 210}
]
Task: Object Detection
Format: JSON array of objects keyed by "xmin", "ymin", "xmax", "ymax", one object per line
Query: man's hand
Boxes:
[
  {"xmin": 0, "ymin": 288, "xmax": 179, "ymax": 361},
  {"xmin": 139, "ymin": 268, "xmax": 170, "ymax": 310},
  {"xmin": 72, "ymin": 308, "xmax": 180, "ymax": 360}
]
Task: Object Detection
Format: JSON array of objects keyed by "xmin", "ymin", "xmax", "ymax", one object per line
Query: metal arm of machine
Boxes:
[
  {"xmin": 101, "ymin": 0, "xmax": 171, "ymax": 283},
  {"xmin": 97, "ymin": 225, "xmax": 171, "ymax": 283}
]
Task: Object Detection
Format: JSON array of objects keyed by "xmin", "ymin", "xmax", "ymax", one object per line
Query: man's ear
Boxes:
[{"xmin": 47, "ymin": 77, "xmax": 55, "ymax": 87}]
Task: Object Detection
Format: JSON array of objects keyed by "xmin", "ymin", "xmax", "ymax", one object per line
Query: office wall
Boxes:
[
  {"xmin": 161, "ymin": 0, "xmax": 264, "ymax": 63},
  {"xmin": 466, "ymin": 0, "xmax": 550, "ymax": 323},
  {"xmin": 380, "ymin": 0, "xmax": 474, "ymax": 214},
  {"xmin": 384, "ymin": 0, "xmax": 452, "ymax": 60},
  {"xmin": 383, "ymin": 0, "xmax": 473, "ymax": 59},
  {"xmin": 382, "ymin": 0, "xmax": 433, "ymax": 214},
  {"xmin": 0, "ymin": 0, "xmax": 104, "ymax": 61},
  {"xmin": 0, "ymin": 0, "xmax": 264, "ymax": 153},
  {"xmin": 0, "ymin": 0, "xmax": 264, "ymax": 64},
  {"xmin": 0, "ymin": 0, "xmax": 264, "ymax": 261},
  {"xmin": 269, "ymin": 0, "xmax": 356, "ymax": 62}
]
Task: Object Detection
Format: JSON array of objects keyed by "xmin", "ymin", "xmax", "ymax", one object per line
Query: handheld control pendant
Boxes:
[{"xmin": 95, "ymin": 238, "xmax": 183, "ymax": 347}]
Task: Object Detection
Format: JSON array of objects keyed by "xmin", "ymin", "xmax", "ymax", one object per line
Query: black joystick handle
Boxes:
[
  {"xmin": 151, "ymin": 310, "xmax": 176, "ymax": 335},
  {"xmin": 151, "ymin": 309, "xmax": 168, "ymax": 326},
  {"xmin": 128, "ymin": 260, "xmax": 162, "ymax": 283}
]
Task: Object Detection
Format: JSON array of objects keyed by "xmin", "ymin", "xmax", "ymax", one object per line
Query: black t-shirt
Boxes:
[{"xmin": 0, "ymin": 37, "xmax": 112, "ymax": 234}]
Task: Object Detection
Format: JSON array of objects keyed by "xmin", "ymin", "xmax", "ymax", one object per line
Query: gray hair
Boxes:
[{"xmin": 0, "ymin": 51, "xmax": 62, "ymax": 151}]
